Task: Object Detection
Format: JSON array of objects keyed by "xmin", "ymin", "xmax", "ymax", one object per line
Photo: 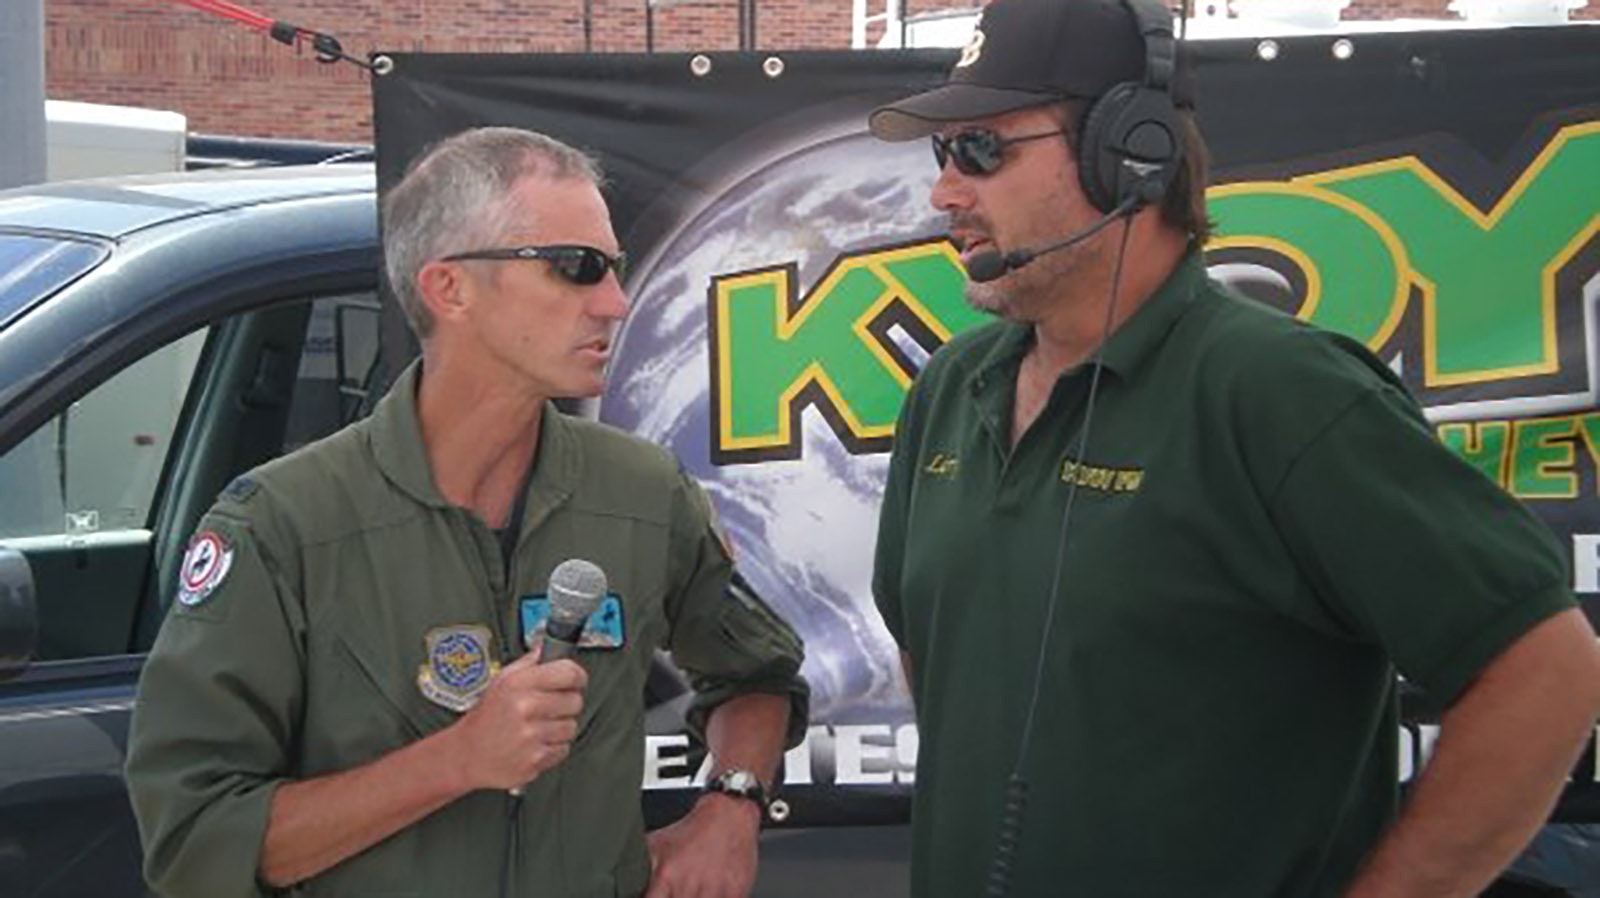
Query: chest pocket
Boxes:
[{"xmin": 300, "ymin": 553, "xmax": 483, "ymax": 774}]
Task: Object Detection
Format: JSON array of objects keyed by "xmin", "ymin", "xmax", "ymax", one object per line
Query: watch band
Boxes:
[{"xmin": 705, "ymin": 768, "xmax": 768, "ymax": 810}]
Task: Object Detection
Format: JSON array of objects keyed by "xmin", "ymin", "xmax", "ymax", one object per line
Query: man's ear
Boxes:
[{"xmin": 416, "ymin": 259, "xmax": 473, "ymax": 327}]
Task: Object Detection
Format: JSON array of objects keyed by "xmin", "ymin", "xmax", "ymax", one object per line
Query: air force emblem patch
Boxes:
[
  {"xmin": 177, "ymin": 530, "xmax": 234, "ymax": 607},
  {"xmin": 417, "ymin": 625, "xmax": 500, "ymax": 713}
]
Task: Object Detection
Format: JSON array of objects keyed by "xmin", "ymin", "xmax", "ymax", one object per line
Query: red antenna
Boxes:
[{"xmin": 170, "ymin": 0, "xmax": 375, "ymax": 71}]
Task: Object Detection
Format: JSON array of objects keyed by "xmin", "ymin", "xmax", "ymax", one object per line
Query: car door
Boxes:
[{"xmin": 0, "ymin": 280, "xmax": 381, "ymax": 898}]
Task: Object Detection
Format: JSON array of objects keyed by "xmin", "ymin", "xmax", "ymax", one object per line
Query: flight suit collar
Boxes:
[
  {"xmin": 368, "ymin": 360, "xmax": 448, "ymax": 508},
  {"xmin": 367, "ymin": 359, "xmax": 583, "ymax": 526}
]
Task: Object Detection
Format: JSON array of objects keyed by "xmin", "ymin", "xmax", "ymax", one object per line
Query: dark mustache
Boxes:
[{"xmin": 946, "ymin": 214, "xmax": 992, "ymax": 251}]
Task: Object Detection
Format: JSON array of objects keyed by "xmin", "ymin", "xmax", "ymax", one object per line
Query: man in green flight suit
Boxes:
[
  {"xmin": 867, "ymin": 0, "xmax": 1600, "ymax": 896},
  {"xmin": 126, "ymin": 127, "xmax": 809, "ymax": 898}
]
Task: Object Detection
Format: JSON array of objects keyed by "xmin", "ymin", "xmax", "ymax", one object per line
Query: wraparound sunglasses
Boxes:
[
  {"xmin": 441, "ymin": 244, "xmax": 627, "ymax": 286},
  {"xmin": 932, "ymin": 128, "xmax": 1067, "ymax": 176}
]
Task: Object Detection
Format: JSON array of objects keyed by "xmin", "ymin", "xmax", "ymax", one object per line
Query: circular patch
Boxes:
[
  {"xmin": 431, "ymin": 632, "xmax": 490, "ymax": 690},
  {"xmin": 177, "ymin": 530, "xmax": 234, "ymax": 607},
  {"xmin": 417, "ymin": 625, "xmax": 499, "ymax": 712}
]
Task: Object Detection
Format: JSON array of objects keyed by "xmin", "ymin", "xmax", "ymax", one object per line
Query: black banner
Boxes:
[{"xmin": 374, "ymin": 25, "xmax": 1600, "ymax": 825}]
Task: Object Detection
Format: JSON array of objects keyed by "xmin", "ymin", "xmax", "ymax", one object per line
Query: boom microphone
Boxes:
[
  {"xmin": 541, "ymin": 558, "xmax": 607, "ymax": 662},
  {"xmin": 963, "ymin": 195, "xmax": 1140, "ymax": 284}
]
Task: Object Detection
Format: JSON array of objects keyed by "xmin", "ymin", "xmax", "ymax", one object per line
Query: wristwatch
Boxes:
[{"xmin": 705, "ymin": 768, "xmax": 788, "ymax": 822}]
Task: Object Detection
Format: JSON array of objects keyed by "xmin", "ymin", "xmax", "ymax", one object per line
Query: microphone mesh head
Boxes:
[
  {"xmin": 548, "ymin": 558, "xmax": 606, "ymax": 627},
  {"xmin": 964, "ymin": 250, "xmax": 1008, "ymax": 284}
]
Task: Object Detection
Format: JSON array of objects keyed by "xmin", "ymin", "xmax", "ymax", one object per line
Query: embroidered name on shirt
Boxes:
[
  {"xmin": 1060, "ymin": 459, "xmax": 1145, "ymax": 494},
  {"xmin": 924, "ymin": 453, "xmax": 960, "ymax": 478}
]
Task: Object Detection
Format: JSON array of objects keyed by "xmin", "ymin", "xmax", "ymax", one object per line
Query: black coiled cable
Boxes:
[
  {"xmin": 982, "ymin": 215, "xmax": 1136, "ymax": 897},
  {"xmin": 985, "ymin": 775, "xmax": 1031, "ymax": 897}
]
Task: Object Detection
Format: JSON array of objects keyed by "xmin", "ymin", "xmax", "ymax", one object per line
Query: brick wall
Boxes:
[{"xmin": 45, "ymin": 0, "xmax": 1600, "ymax": 142}]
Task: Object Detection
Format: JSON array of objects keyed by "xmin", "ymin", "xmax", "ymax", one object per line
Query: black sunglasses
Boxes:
[
  {"xmin": 931, "ymin": 128, "xmax": 1067, "ymax": 177},
  {"xmin": 440, "ymin": 244, "xmax": 627, "ymax": 286}
]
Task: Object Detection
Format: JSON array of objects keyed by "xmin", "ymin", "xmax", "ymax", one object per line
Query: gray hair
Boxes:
[{"xmin": 381, "ymin": 127, "xmax": 604, "ymax": 338}]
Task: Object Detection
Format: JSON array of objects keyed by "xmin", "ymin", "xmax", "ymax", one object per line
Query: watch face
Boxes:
[{"xmin": 724, "ymin": 770, "xmax": 757, "ymax": 792}]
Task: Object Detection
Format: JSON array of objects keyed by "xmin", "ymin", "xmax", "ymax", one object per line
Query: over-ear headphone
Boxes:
[{"xmin": 1075, "ymin": 0, "xmax": 1185, "ymax": 214}]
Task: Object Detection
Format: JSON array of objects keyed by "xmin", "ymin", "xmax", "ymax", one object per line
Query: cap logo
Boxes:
[{"xmin": 956, "ymin": 29, "xmax": 985, "ymax": 68}]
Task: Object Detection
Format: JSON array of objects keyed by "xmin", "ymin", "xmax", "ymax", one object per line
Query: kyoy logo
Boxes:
[
  {"xmin": 707, "ymin": 121, "xmax": 1600, "ymax": 467},
  {"xmin": 1207, "ymin": 122, "xmax": 1599, "ymax": 396},
  {"xmin": 708, "ymin": 241, "xmax": 987, "ymax": 464}
]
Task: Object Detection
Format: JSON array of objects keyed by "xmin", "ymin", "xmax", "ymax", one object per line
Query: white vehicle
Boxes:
[{"xmin": 45, "ymin": 99, "xmax": 186, "ymax": 181}]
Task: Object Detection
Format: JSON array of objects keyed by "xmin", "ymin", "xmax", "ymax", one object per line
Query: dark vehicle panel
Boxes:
[{"xmin": 0, "ymin": 167, "xmax": 381, "ymax": 897}]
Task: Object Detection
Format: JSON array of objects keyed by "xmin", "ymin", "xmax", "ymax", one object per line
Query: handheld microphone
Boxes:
[
  {"xmin": 540, "ymin": 558, "xmax": 607, "ymax": 662},
  {"xmin": 509, "ymin": 558, "xmax": 606, "ymax": 799},
  {"xmin": 964, "ymin": 195, "xmax": 1140, "ymax": 284}
]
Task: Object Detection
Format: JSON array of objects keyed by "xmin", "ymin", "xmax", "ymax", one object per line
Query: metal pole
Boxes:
[
  {"xmin": 584, "ymin": 0, "xmax": 594, "ymax": 51},
  {"xmin": 0, "ymin": 0, "xmax": 46, "ymax": 188},
  {"xmin": 645, "ymin": 0, "xmax": 654, "ymax": 51},
  {"xmin": 740, "ymin": 0, "xmax": 756, "ymax": 49}
]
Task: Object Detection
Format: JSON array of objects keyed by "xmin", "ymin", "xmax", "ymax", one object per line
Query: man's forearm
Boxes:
[
  {"xmin": 258, "ymin": 726, "xmax": 473, "ymax": 887},
  {"xmin": 1344, "ymin": 608, "xmax": 1600, "ymax": 898},
  {"xmin": 704, "ymin": 692, "xmax": 791, "ymax": 786}
]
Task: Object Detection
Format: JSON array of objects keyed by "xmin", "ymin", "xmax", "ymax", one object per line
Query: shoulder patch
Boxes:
[
  {"xmin": 220, "ymin": 475, "xmax": 260, "ymax": 504},
  {"xmin": 177, "ymin": 530, "xmax": 235, "ymax": 607}
]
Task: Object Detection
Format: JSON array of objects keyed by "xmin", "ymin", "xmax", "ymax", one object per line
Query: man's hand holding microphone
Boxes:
[{"xmin": 449, "ymin": 559, "xmax": 605, "ymax": 793}]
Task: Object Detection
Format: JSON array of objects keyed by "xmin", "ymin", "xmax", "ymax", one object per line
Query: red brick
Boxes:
[{"xmin": 45, "ymin": 0, "xmax": 1600, "ymax": 141}]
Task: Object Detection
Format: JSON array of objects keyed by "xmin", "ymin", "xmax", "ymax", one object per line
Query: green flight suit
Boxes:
[{"xmin": 126, "ymin": 362, "xmax": 808, "ymax": 898}]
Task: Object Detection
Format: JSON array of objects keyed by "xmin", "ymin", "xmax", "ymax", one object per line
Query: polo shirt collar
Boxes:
[
  {"xmin": 969, "ymin": 319, "xmax": 1032, "ymax": 399},
  {"xmin": 368, "ymin": 359, "xmax": 581, "ymax": 516},
  {"xmin": 965, "ymin": 252, "xmax": 1204, "ymax": 394},
  {"xmin": 1096, "ymin": 251, "xmax": 1205, "ymax": 379}
]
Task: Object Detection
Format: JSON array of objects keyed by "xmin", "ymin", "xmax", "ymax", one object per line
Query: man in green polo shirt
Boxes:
[
  {"xmin": 126, "ymin": 127, "xmax": 808, "ymax": 897},
  {"xmin": 867, "ymin": 0, "xmax": 1600, "ymax": 895}
]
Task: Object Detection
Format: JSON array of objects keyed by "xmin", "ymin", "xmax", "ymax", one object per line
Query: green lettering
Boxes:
[
  {"xmin": 1438, "ymin": 421, "xmax": 1510, "ymax": 487},
  {"xmin": 1208, "ymin": 123, "xmax": 1600, "ymax": 388},
  {"xmin": 711, "ymin": 243, "xmax": 986, "ymax": 462},
  {"xmin": 1509, "ymin": 416, "xmax": 1579, "ymax": 499},
  {"xmin": 1207, "ymin": 182, "xmax": 1406, "ymax": 348},
  {"xmin": 1308, "ymin": 124, "xmax": 1600, "ymax": 386}
]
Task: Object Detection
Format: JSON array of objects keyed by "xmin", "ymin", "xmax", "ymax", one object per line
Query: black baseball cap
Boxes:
[{"xmin": 869, "ymin": 0, "xmax": 1190, "ymax": 142}]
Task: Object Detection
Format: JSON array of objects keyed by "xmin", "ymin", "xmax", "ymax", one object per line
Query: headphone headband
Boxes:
[{"xmin": 1122, "ymin": 0, "xmax": 1177, "ymax": 94}]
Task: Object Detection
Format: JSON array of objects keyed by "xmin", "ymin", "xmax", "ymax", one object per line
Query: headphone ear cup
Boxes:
[
  {"xmin": 1076, "ymin": 82, "xmax": 1183, "ymax": 215},
  {"xmin": 1075, "ymin": 85, "xmax": 1132, "ymax": 215}
]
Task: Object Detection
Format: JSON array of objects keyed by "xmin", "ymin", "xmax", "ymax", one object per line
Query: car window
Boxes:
[
  {"xmin": 0, "ymin": 329, "xmax": 208, "ymax": 541},
  {"xmin": 284, "ymin": 294, "xmax": 382, "ymax": 452},
  {"xmin": 0, "ymin": 232, "xmax": 109, "ymax": 330},
  {"xmin": 0, "ymin": 292, "xmax": 382, "ymax": 661}
]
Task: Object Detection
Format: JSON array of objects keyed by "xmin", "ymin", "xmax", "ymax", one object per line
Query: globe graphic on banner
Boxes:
[{"xmin": 600, "ymin": 129, "xmax": 942, "ymax": 724}]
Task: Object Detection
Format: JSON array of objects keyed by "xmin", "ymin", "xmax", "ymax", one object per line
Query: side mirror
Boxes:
[{"xmin": 0, "ymin": 547, "xmax": 38, "ymax": 681}]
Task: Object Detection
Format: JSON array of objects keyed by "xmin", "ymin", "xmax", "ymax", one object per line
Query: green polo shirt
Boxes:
[
  {"xmin": 873, "ymin": 254, "xmax": 1573, "ymax": 897},
  {"xmin": 127, "ymin": 361, "xmax": 807, "ymax": 898}
]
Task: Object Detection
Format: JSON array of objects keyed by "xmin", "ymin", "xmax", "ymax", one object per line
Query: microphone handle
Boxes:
[
  {"xmin": 538, "ymin": 635, "xmax": 579, "ymax": 662},
  {"xmin": 510, "ymin": 631, "xmax": 583, "ymax": 796}
]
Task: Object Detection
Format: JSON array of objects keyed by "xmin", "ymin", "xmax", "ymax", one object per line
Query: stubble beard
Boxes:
[{"xmin": 963, "ymin": 240, "xmax": 1101, "ymax": 323}]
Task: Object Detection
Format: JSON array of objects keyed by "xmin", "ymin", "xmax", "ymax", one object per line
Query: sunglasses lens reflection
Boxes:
[
  {"xmin": 553, "ymin": 246, "xmax": 620, "ymax": 284},
  {"xmin": 932, "ymin": 131, "xmax": 1004, "ymax": 176}
]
